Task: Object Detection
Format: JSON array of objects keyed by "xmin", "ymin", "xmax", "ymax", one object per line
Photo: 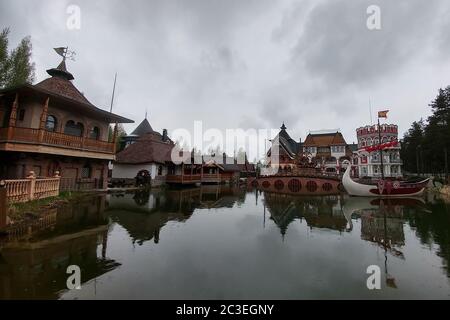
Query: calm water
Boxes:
[{"xmin": 1, "ymin": 186, "xmax": 450, "ymax": 299}]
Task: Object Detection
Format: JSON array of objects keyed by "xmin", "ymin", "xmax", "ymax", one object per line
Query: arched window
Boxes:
[
  {"xmin": 89, "ymin": 126, "xmax": 100, "ymax": 140},
  {"xmin": 64, "ymin": 120, "xmax": 84, "ymax": 137},
  {"xmin": 45, "ymin": 115, "xmax": 57, "ymax": 132}
]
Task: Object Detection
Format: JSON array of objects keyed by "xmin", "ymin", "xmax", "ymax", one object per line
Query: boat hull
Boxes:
[{"xmin": 341, "ymin": 161, "xmax": 429, "ymax": 197}]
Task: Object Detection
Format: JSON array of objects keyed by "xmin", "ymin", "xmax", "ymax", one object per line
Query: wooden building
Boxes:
[
  {"xmin": 0, "ymin": 53, "xmax": 133, "ymax": 190},
  {"xmin": 113, "ymin": 118, "xmax": 173, "ymax": 186}
]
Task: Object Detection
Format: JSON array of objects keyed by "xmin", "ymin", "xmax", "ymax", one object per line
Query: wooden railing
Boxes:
[
  {"xmin": 166, "ymin": 174, "xmax": 202, "ymax": 184},
  {"xmin": 0, "ymin": 127, "xmax": 114, "ymax": 154},
  {"xmin": 3, "ymin": 172, "xmax": 61, "ymax": 203},
  {"xmin": 202, "ymin": 173, "xmax": 221, "ymax": 183}
]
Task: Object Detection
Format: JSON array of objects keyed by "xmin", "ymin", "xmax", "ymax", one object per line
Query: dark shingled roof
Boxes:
[
  {"xmin": 0, "ymin": 56, "xmax": 134, "ymax": 124},
  {"xmin": 131, "ymin": 118, "xmax": 154, "ymax": 136},
  {"xmin": 115, "ymin": 132, "xmax": 174, "ymax": 164},
  {"xmin": 35, "ymin": 76, "xmax": 93, "ymax": 106},
  {"xmin": 269, "ymin": 124, "xmax": 302, "ymax": 158}
]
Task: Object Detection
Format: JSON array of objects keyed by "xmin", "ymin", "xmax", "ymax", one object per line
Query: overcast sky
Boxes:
[{"xmin": 1, "ymin": 0, "xmax": 450, "ymax": 148}]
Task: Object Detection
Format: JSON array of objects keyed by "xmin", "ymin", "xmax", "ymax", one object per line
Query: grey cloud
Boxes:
[
  {"xmin": 292, "ymin": 0, "xmax": 446, "ymax": 86},
  {"xmin": 1, "ymin": 0, "xmax": 450, "ymax": 146}
]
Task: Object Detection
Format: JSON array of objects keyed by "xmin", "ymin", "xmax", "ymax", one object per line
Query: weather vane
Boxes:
[{"xmin": 53, "ymin": 47, "xmax": 76, "ymax": 61}]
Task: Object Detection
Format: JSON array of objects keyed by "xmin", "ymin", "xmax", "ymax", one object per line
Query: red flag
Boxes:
[{"xmin": 378, "ymin": 110, "xmax": 389, "ymax": 118}]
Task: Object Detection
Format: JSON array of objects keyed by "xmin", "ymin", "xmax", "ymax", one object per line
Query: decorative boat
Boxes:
[{"xmin": 342, "ymin": 160, "xmax": 429, "ymax": 197}]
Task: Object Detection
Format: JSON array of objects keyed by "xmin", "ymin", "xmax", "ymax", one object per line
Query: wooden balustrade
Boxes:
[
  {"xmin": 0, "ymin": 126, "xmax": 115, "ymax": 154},
  {"xmin": 3, "ymin": 172, "xmax": 61, "ymax": 203}
]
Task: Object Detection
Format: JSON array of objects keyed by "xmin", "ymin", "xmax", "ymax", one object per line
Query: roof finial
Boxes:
[
  {"xmin": 46, "ymin": 47, "xmax": 76, "ymax": 81},
  {"xmin": 145, "ymin": 109, "xmax": 148, "ymax": 119},
  {"xmin": 280, "ymin": 122, "xmax": 287, "ymax": 130}
]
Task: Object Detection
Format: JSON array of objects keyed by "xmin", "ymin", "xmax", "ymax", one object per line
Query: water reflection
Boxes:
[
  {"xmin": 262, "ymin": 192, "xmax": 347, "ymax": 237},
  {"xmin": 0, "ymin": 187, "xmax": 449, "ymax": 299},
  {"xmin": 107, "ymin": 186, "xmax": 246, "ymax": 246},
  {"xmin": 0, "ymin": 195, "xmax": 119, "ymax": 299}
]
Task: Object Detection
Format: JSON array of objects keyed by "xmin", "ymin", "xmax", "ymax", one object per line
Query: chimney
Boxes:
[{"xmin": 162, "ymin": 129, "xmax": 168, "ymax": 142}]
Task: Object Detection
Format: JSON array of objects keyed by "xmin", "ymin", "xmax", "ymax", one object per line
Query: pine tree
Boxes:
[
  {"xmin": 401, "ymin": 120, "xmax": 424, "ymax": 173},
  {"xmin": 0, "ymin": 28, "xmax": 10, "ymax": 88},
  {"xmin": 5, "ymin": 36, "xmax": 35, "ymax": 88},
  {"xmin": 423, "ymin": 88, "xmax": 450, "ymax": 174}
]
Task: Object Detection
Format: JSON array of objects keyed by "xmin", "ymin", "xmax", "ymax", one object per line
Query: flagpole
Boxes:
[
  {"xmin": 110, "ymin": 73, "xmax": 117, "ymax": 113},
  {"xmin": 378, "ymin": 116, "xmax": 385, "ymax": 180}
]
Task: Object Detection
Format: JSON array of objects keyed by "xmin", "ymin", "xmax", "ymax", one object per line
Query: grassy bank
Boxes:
[{"xmin": 7, "ymin": 191, "xmax": 93, "ymax": 223}]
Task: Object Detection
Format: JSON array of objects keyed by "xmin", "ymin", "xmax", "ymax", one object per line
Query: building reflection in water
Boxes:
[
  {"xmin": 0, "ymin": 195, "xmax": 120, "ymax": 299},
  {"xmin": 263, "ymin": 191, "xmax": 433, "ymax": 288},
  {"xmin": 107, "ymin": 186, "xmax": 246, "ymax": 246},
  {"xmin": 262, "ymin": 191, "xmax": 348, "ymax": 238}
]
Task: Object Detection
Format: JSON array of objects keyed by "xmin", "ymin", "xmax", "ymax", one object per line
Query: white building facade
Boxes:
[{"xmin": 355, "ymin": 124, "xmax": 402, "ymax": 178}]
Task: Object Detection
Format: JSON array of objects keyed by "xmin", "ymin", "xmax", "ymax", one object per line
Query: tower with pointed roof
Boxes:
[{"xmin": 0, "ymin": 48, "xmax": 133, "ymax": 190}]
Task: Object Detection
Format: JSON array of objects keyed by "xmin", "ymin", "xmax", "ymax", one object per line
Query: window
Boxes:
[
  {"xmin": 64, "ymin": 120, "xmax": 84, "ymax": 137},
  {"xmin": 45, "ymin": 115, "xmax": 57, "ymax": 132},
  {"xmin": 89, "ymin": 126, "xmax": 100, "ymax": 140},
  {"xmin": 18, "ymin": 109, "xmax": 25, "ymax": 121},
  {"xmin": 81, "ymin": 165, "xmax": 91, "ymax": 178},
  {"xmin": 158, "ymin": 165, "xmax": 163, "ymax": 176}
]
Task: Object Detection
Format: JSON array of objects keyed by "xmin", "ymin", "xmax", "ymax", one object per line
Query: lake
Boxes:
[{"xmin": 1, "ymin": 186, "xmax": 450, "ymax": 299}]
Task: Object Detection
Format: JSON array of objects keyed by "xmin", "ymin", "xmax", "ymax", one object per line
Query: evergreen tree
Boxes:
[
  {"xmin": 423, "ymin": 88, "xmax": 450, "ymax": 174},
  {"xmin": 5, "ymin": 36, "xmax": 35, "ymax": 88},
  {"xmin": 401, "ymin": 120, "xmax": 424, "ymax": 173},
  {"xmin": 0, "ymin": 28, "xmax": 9, "ymax": 88},
  {"xmin": 0, "ymin": 29, "xmax": 35, "ymax": 89}
]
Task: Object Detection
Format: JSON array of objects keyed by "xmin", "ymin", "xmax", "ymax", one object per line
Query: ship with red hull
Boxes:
[
  {"xmin": 342, "ymin": 160, "xmax": 429, "ymax": 197},
  {"xmin": 343, "ymin": 110, "xmax": 430, "ymax": 198}
]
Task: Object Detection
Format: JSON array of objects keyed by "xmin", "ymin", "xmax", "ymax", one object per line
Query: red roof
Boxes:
[{"xmin": 303, "ymin": 132, "xmax": 347, "ymax": 147}]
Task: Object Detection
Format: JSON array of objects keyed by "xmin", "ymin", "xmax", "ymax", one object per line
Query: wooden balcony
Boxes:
[{"xmin": 0, "ymin": 127, "xmax": 115, "ymax": 160}]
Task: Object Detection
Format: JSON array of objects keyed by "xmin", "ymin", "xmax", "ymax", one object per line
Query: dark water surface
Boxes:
[{"xmin": 1, "ymin": 186, "xmax": 450, "ymax": 299}]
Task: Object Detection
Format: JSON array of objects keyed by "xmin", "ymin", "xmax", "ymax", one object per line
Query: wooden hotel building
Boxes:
[{"xmin": 0, "ymin": 54, "xmax": 133, "ymax": 190}]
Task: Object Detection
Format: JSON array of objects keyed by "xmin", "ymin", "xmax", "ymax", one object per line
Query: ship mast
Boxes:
[{"xmin": 378, "ymin": 117, "xmax": 385, "ymax": 180}]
